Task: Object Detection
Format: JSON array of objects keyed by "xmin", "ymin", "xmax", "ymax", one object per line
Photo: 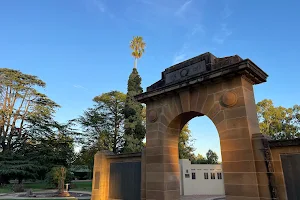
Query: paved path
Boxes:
[
  {"xmin": 180, "ymin": 195, "xmax": 225, "ymax": 200},
  {"xmin": 0, "ymin": 190, "xmax": 225, "ymax": 200}
]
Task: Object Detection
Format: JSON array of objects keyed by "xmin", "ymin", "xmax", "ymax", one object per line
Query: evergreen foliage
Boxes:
[
  {"xmin": 0, "ymin": 68, "xmax": 76, "ymax": 184},
  {"xmin": 123, "ymin": 68, "xmax": 145, "ymax": 153},
  {"xmin": 78, "ymin": 91, "xmax": 126, "ymax": 154}
]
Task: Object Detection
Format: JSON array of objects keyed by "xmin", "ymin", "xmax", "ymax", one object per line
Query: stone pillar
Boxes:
[
  {"xmin": 210, "ymin": 77, "xmax": 259, "ymax": 200},
  {"xmin": 91, "ymin": 151, "xmax": 111, "ymax": 200},
  {"xmin": 243, "ymin": 78, "xmax": 275, "ymax": 200},
  {"xmin": 145, "ymin": 104, "xmax": 182, "ymax": 200}
]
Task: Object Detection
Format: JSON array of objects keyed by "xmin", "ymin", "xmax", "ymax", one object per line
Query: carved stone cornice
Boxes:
[{"xmin": 135, "ymin": 52, "xmax": 268, "ymax": 103}]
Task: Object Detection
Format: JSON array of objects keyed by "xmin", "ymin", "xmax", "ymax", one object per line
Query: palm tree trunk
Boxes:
[{"xmin": 134, "ymin": 58, "xmax": 137, "ymax": 69}]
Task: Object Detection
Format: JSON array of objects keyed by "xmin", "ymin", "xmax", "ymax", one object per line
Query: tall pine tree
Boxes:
[{"xmin": 123, "ymin": 68, "xmax": 146, "ymax": 152}]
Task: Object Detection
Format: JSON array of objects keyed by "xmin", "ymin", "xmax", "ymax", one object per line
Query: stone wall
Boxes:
[
  {"xmin": 269, "ymin": 139, "xmax": 300, "ymax": 200},
  {"xmin": 91, "ymin": 151, "xmax": 142, "ymax": 200}
]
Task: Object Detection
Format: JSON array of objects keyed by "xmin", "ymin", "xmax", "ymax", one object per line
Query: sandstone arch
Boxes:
[{"xmin": 136, "ymin": 52, "xmax": 271, "ymax": 200}]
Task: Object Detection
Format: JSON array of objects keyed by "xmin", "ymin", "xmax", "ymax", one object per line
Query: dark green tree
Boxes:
[
  {"xmin": 78, "ymin": 91, "xmax": 126, "ymax": 154},
  {"xmin": 191, "ymin": 153, "xmax": 208, "ymax": 164},
  {"xmin": 73, "ymin": 145, "xmax": 97, "ymax": 173},
  {"xmin": 0, "ymin": 120, "xmax": 76, "ymax": 184},
  {"xmin": 206, "ymin": 149, "xmax": 219, "ymax": 164},
  {"xmin": 0, "ymin": 151, "xmax": 44, "ymax": 184},
  {"xmin": 122, "ymin": 68, "xmax": 146, "ymax": 153},
  {"xmin": 0, "ymin": 68, "xmax": 63, "ymax": 184},
  {"xmin": 122, "ymin": 36, "xmax": 146, "ymax": 153}
]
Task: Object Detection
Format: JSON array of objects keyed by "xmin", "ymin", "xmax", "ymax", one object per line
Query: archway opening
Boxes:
[
  {"xmin": 178, "ymin": 115, "xmax": 224, "ymax": 196},
  {"xmin": 188, "ymin": 116, "xmax": 221, "ymax": 163}
]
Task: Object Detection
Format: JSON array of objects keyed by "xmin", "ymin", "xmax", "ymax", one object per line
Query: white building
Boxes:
[{"xmin": 179, "ymin": 159, "xmax": 225, "ymax": 196}]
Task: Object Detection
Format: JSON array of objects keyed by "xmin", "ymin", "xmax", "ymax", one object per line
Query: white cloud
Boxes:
[
  {"xmin": 91, "ymin": 0, "xmax": 114, "ymax": 18},
  {"xmin": 93, "ymin": 0, "xmax": 105, "ymax": 13},
  {"xmin": 173, "ymin": 22, "xmax": 207, "ymax": 63},
  {"xmin": 172, "ymin": 23, "xmax": 206, "ymax": 64},
  {"xmin": 73, "ymin": 84, "xmax": 87, "ymax": 90},
  {"xmin": 173, "ymin": 53, "xmax": 187, "ymax": 65},
  {"xmin": 221, "ymin": 5, "xmax": 232, "ymax": 19},
  {"xmin": 212, "ymin": 24, "xmax": 232, "ymax": 44},
  {"xmin": 175, "ymin": 0, "xmax": 193, "ymax": 16},
  {"xmin": 173, "ymin": 43, "xmax": 189, "ymax": 64},
  {"xmin": 188, "ymin": 24, "xmax": 205, "ymax": 38}
]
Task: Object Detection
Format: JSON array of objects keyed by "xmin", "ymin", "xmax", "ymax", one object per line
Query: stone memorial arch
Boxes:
[{"xmin": 136, "ymin": 52, "xmax": 273, "ymax": 200}]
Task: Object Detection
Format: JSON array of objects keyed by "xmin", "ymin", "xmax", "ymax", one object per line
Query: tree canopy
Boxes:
[
  {"xmin": 0, "ymin": 68, "xmax": 59, "ymax": 152},
  {"xmin": 191, "ymin": 150, "xmax": 219, "ymax": 164},
  {"xmin": 257, "ymin": 99, "xmax": 300, "ymax": 140},
  {"xmin": 178, "ymin": 124, "xmax": 195, "ymax": 160},
  {"xmin": 0, "ymin": 68, "xmax": 77, "ymax": 184},
  {"xmin": 78, "ymin": 91, "xmax": 126, "ymax": 154},
  {"xmin": 130, "ymin": 36, "xmax": 146, "ymax": 69},
  {"xmin": 122, "ymin": 68, "xmax": 145, "ymax": 153}
]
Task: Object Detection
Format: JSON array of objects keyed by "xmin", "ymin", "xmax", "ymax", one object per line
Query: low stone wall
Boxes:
[
  {"xmin": 91, "ymin": 150, "xmax": 142, "ymax": 200},
  {"xmin": 90, "ymin": 138, "xmax": 300, "ymax": 200},
  {"xmin": 269, "ymin": 138, "xmax": 300, "ymax": 200}
]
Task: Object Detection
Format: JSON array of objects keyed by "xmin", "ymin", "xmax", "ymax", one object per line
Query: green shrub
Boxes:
[
  {"xmin": 45, "ymin": 167, "xmax": 74, "ymax": 190},
  {"xmin": 12, "ymin": 184, "xmax": 24, "ymax": 192}
]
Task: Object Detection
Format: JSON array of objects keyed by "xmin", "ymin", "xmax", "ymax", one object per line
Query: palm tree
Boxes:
[{"xmin": 130, "ymin": 36, "xmax": 146, "ymax": 69}]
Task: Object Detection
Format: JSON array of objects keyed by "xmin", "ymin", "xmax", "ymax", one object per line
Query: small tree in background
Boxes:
[
  {"xmin": 192, "ymin": 153, "xmax": 207, "ymax": 164},
  {"xmin": 206, "ymin": 149, "xmax": 219, "ymax": 164},
  {"xmin": 178, "ymin": 124, "xmax": 195, "ymax": 160},
  {"xmin": 46, "ymin": 166, "xmax": 72, "ymax": 195},
  {"xmin": 56, "ymin": 167, "xmax": 66, "ymax": 194},
  {"xmin": 191, "ymin": 150, "xmax": 219, "ymax": 164}
]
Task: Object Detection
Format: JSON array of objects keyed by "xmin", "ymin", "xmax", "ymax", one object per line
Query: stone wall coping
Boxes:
[
  {"xmin": 106, "ymin": 152, "xmax": 142, "ymax": 159},
  {"xmin": 135, "ymin": 58, "xmax": 268, "ymax": 103},
  {"xmin": 268, "ymin": 138, "xmax": 300, "ymax": 148}
]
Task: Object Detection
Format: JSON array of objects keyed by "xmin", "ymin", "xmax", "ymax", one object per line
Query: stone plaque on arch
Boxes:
[{"xmin": 136, "ymin": 52, "xmax": 271, "ymax": 200}]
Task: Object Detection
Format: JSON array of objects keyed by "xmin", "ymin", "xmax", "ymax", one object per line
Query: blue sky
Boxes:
[{"xmin": 1, "ymin": 0, "xmax": 300, "ymax": 158}]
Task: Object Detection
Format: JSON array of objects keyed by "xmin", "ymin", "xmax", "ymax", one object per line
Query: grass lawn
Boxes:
[
  {"xmin": 24, "ymin": 182, "xmax": 49, "ymax": 191},
  {"xmin": 0, "ymin": 180, "xmax": 92, "ymax": 194},
  {"xmin": 0, "ymin": 182, "xmax": 48, "ymax": 194},
  {"xmin": 70, "ymin": 181, "xmax": 92, "ymax": 192},
  {"xmin": 0, "ymin": 185, "xmax": 11, "ymax": 193}
]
